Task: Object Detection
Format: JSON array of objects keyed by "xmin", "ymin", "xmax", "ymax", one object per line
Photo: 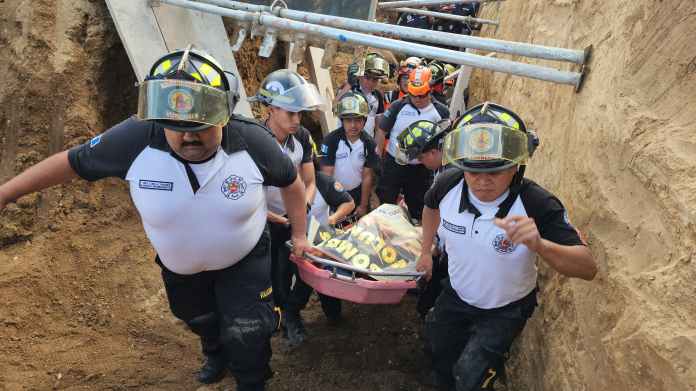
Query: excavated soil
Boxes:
[{"xmin": 1, "ymin": 0, "xmax": 695, "ymax": 391}]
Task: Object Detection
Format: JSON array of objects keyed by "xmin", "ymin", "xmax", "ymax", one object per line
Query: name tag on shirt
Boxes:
[{"xmin": 139, "ymin": 180, "xmax": 173, "ymax": 191}]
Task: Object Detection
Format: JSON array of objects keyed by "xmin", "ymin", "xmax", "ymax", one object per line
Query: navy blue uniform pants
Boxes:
[
  {"xmin": 425, "ymin": 280, "xmax": 537, "ymax": 391},
  {"xmin": 377, "ymin": 153, "xmax": 432, "ymax": 221},
  {"xmin": 268, "ymin": 221, "xmax": 340, "ymax": 316},
  {"xmin": 158, "ymin": 229, "xmax": 276, "ymax": 388}
]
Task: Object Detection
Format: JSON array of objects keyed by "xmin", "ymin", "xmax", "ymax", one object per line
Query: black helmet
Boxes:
[
  {"xmin": 443, "ymin": 102, "xmax": 539, "ymax": 173},
  {"xmin": 249, "ymin": 69, "xmax": 325, "ymax": 112},
  {"xmin": 427, "ymin": 61, "xmax": 447, "ymax": 85},
  {"xmin": 138, "ymin": 46, "xmax": 240, "ymax": 132},
  {"xmin": 395, "ymin": 120, "xmax": 446, "ymax": 165}
]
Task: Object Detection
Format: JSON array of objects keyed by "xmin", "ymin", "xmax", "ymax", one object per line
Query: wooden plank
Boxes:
[
  {"xmin": 306, "ymin": 46, "xmax": 338, "ymax": 135},
  {"xmin": 286, "ymin": 42, "xmax": 301, "ymax": 72},
  {"xmin": 449, "ymin": 49, "xmax": 473, "ymax": 118},
  {"xmin": 105, "ymin": 0, "xmax": 253, "ymax": 117}
]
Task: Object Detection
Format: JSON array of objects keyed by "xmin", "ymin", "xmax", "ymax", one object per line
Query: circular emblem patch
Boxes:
[
  {"xmin": 469, "ymin": 128, "xmax": 493, "ymax": 153},
  {"xmin": 492, "ymin": 233, "xmax": 517, "ymax": 254},
  {"xmin": 168, "ymin": 89, "xmax": 194, "ymax": 114},
  {"xmin": 221, "ymin": 175, "xmax": 247, "ymax": 200},
  {"xmin": 334, "ymin": 181, "xmax": 344, "ymax": 192}
]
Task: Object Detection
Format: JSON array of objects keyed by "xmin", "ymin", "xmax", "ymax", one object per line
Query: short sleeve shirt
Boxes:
[
  {"xmin": 264, "ymin": 126, "xmax": 314, "ymax": 215},
  {"xmin": 379, "ymin": 98, "xmax": 450, "ymax": 164},
  {"xmin": 68, "ymin": 116, "xmax": 296, "ymax": 275},
  {"xmin": 310, "ymin": 172, "xmax": 353, "ymax": 225},
  {"xmin": 424, "ymin": 169, "xmax": 584, "ymax": 309},
  {"xmin": 361, "ymin": 88, "xmax": 386, "ymax": 139},
  {"xmin": 319, "ymin": 127, "xmax": 380, "ymax": 191}
]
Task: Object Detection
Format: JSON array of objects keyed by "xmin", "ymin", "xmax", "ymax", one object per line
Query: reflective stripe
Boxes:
[
  {"xmin": 210, "ymin": 74, "xmax": 222, "ymax": 87},
  {"xmin": 160, "ymin": 59, "xmax": 172, "ymax": 73},
  {"xmin": 190, "ymin": 72, "xmax": 202, "ymax": 82},
  {"xmin": 497, "ymin": 112, "xmax": 520, "ymax": 129}
]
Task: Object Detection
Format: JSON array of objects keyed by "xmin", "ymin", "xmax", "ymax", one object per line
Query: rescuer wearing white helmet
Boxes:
[{"xmin": 250, "ymin": 68, "xmax": 326, "ymax": 349}]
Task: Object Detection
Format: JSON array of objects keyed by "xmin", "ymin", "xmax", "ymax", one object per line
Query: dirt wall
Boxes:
[{"xmin": 472, "ymin": 1, "xmax": 696, "ymax": 390}]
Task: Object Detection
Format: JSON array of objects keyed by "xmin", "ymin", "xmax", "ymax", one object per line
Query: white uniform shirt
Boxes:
[
  {"xmin": 425, "ymin": 169, "xmax": 584, "ymax": 309},
  {"xmin": 320, "ymin": 128, "xmax": 380, "ymax": 192},
  {"xmin": 380, "ymin": 98, "xmax": 450, "ymax": 165},
  {"xmin": 264, "ymin": 127, "xmax": 314, "ymax": 215},
  {"xmin": 68, "ymin": 116, "xmax": 296, "ymax": 275}
]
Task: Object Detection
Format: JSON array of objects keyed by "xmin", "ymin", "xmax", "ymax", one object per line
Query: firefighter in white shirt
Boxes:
[
  {"xmin": 418, "ymin": 102, "xmax": 597, "ymax": 390},
  {"xmin": 249, "ymin": 69, "xmax": 324, "ymax": 348},
  {"xmin": 0, "ymin": 48, "xmax": 313, "ymax": 391},
  {"xmin": 320, "ymin": 92, "xmax": 380, "ymax": 218},
  {"xmin": 375, "ymin": 66, "xmax": 450, "ymax": 221},
  {"xmin": 336, "ymin": 52, "xmax": 389, "ymax": 139}
]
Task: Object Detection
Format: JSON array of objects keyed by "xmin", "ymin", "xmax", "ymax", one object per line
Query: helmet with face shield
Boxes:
[
  {"xmin": 443, "ymin": 102, "xmax": 539, "ymax": 174},
  {"xmin": 364, "ymin": 52, "xmax": 390, "ymax": 79},
  {"xmin": 137, "ymin": 46, "xmax": 240, "ymax": 132},
  {"xmin": 335, "ymin": 92, "xmax": 369, "ymax": 119},
  {"xmin": 249, "ymin": 69, "xmax": 327, "ymax": 112},
  {"xmin": 395, "ymin": 120, "xmax": 447, "ymax": 165}
]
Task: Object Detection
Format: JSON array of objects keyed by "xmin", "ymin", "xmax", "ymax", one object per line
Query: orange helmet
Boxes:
[{"xmin": 407, "ymin": 66, "xmax": 432, "ymax": 96}]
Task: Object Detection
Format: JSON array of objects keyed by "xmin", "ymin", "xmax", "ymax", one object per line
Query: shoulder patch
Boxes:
[
  {"xmin": 89, "ymin": 135, "xmax": 102, "ymax": 148},
  {"xmin": 334, "ymin": 181, "xmax": 344, "ymax": 192}
]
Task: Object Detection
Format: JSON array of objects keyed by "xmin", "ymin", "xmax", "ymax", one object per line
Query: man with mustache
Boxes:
[
  {"xmin": 0, "ymin": 47, "xmax": 312, "ymax": 391},
  {"xmin": 249, "ymin": 69, "xmax": 324, "ymax": 348}
]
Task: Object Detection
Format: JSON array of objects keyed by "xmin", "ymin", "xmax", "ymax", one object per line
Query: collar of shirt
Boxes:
[
  {"xmin": 457, "ymin": 178, "xmax": 521, "ymax": 218},
  {"xmin": 265, "ymin": 120, "xmax": 297, "ymax": 153}
]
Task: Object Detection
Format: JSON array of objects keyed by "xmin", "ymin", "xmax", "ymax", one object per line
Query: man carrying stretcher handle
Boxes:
[
  {"xmin": 416, "ymin": 102, "xmax": 597, "ymax": 390},
  {"xmin": 0, "ymin": 47, "xmax": 315, "ymax": 390}
]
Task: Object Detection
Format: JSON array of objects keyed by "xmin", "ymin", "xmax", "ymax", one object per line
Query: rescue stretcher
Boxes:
[{"xmin": 289, "ymin": 251, "xmax": 423, "ymax": 304}]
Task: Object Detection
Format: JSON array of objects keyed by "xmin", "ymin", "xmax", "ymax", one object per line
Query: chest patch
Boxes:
[
  {"xmin": 442, "ymin": 219, "xmax": 467, "ymax": 235},
  {"xmin": 221, "ymin": 175, "xmax": 247, "ymax": 200},
  {"xmin": 492, "ymin": 233, "xmax": 517, "ymax": 254},
  {"xmin": 139, "ymin": 180, "xmax": 173, "ymax": 191}
]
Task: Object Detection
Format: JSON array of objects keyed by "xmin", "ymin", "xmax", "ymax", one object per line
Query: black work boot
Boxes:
[
  {"xmin": 283, "ymin": 310, "xmax": 307, "ymax": 348},
  {"xmin": 197, "ymin": 351, "xmax": 227, "ymax": 384}
]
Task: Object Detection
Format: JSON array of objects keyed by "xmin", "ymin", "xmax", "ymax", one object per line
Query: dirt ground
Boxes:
[{"xmin": 2, "ymin": 0, "xmax": 696, "ymax": 391}]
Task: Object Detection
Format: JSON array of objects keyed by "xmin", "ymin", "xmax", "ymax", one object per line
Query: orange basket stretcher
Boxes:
[{"xmin": 289, "ymin": 251, "xmax": 424, "ymax": 305}]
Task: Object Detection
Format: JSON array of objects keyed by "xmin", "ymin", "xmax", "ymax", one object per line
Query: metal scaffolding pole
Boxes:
[
  {"xmin": 198, "ymin": 0, "xmax": 588, "ymax": 65},
  {"xmin": 162, "ymin": 0, "xmax": 584, "ymax": 88},
  {"xmin": 378, "ymin": 0, "xmax": 499, "ymax": 9},
  {"xmin": 384, "ymin": 7, "xmax": 499, "ymax": 26}
]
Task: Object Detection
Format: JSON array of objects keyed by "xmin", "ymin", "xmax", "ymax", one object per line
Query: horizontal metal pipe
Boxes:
[
  {"xmin": 378, "ymin": 0, "xmax": 497, "ymax": 9},
  {"xmin": 386, "ymin": 6, "xmax": 499, "ymax": 26},
  {"xmin": 198, "ymin": 0, "xmax": 586, "ymax": 64},
  {"xmin": 163, "ymin": 0, "xmax": 582, "ymax": 87}
]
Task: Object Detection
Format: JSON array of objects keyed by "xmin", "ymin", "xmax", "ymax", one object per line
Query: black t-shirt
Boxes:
[{"xmin": 315, "ymin": 172, "xmax": 353, "ymax": 209}]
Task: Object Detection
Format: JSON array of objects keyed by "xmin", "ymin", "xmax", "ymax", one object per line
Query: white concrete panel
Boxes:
[{"xmin": 105, "ymin": 0, "xmax": 253, "ymax": 117}]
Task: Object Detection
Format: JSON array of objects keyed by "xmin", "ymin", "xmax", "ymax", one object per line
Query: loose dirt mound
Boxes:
[{"xmin": 473, "ymin": 1, "xmax": 696, "ymax": 390}]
